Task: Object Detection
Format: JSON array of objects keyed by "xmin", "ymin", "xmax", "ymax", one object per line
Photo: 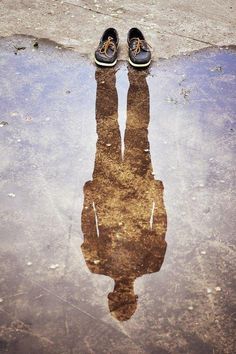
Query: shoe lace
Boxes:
[
  {"xmin": 99, "ymin": 36, "xmax": 116, "ymax": 57},
  {"xmin": 130, "ymin": 37, "xmax": 152, "ymax": 56}
]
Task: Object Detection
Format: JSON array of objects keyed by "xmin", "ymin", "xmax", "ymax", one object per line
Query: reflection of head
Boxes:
[{"xmin": 108, "ymin": 277, "xmax": 138, "ymax": 321}]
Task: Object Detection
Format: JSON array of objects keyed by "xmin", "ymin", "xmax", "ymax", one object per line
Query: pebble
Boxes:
[
  {"xmin": 49, "ymin": 264, "xmax": 59, "ymax": 270},
  {"xmin": 188, "ymin": 306, "xmax": 194, "ymax": 311},
  {"xmin": 210, "ymin": 65, "xmax": 223, "ymax": 72},
  {"xmin": 200, "ymin": 251, "xmax": 206, "ymax": 255},
  {"xmin": 8, "ymin": 193, "xmax": 16, "ymax": 198},
  {"xmin": 27, "ymin": 262, "xmax": 32, "ymax": 266},
  {"xmin": 0, "ymin": 298, "xmax": 3, "ymax": 303},
  {"xmin": 207, "ymin": 288, "xmax": 212, "ymax": 294},
  {"xmin": 0, "ymin": 121, "xmax": 8, "ymax": 127},
  {"xmin": 106, "ymin": 143, "xmax": 112, "ymax": 147},
  {"xmin": 215, "ymin": 286, "xmax": 221, "ymax": 292},
  {"xmin": 94, "ymin": 260, "xmax": 100, "ymax": 264}
]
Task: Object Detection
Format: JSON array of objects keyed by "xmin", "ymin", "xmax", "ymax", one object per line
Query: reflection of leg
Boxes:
[
  {"xmin": 93, "ymin": 68, "xmax": 121, "ymax": 180},
  {"xmin": 124, "ymin": 69, "xmax": 153, "ymax": 178}
]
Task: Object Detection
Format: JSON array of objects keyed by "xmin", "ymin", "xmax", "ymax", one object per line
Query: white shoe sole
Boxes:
[
  {"xmin": 128, "ymin": 58, "xmax": 151, "ymax": 68},
  {"xmin": 95, "ymin": 57, "xmax": 117, "ymax": 67}
]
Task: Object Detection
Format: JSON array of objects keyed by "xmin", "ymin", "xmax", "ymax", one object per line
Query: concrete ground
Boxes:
[{"xmin": 0, "ymin": 0, "xmax": 236, "ymax": 60}]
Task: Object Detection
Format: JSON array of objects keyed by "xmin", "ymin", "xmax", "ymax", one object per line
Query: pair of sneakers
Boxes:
[{"xmin": 95, "ymin": 27, "xmax": 151, "ymax": 68}]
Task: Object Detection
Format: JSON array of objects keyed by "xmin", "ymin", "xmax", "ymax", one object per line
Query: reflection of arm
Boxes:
[
  {"xmin": 152, "ymin": 180, "xmax": 167, "ymax": 239},
  {"xmin": 147, "ymin": 179, "xmax": 167, "ymax": 274},
  {"xmin": 140, "ymin": 180, "xmax": 167, "ymax": 275},
  {"xmin": 145, "ymin": 240, "xmax": 167, "ymax": 274}
]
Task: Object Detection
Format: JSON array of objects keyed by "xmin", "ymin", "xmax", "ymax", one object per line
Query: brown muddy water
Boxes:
[{"xmin": 0, "ymin": 36, "xmax": 235, "ymax": 354}]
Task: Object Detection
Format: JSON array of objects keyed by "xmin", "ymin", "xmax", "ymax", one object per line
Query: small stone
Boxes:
[
  {"xmin": 0, "ymin": 298, "xmax": 3, "ymax": 303},
  {"xmin": 106, "ymin": 143, "xmax": 112, "ymax": 147},
  {"xmin": 207, "ymin": 288, "xmax": 212, "ymax": 294},
  {"xmin": 166, "ymin": 97, "xmax": 178, "ymax": 104},
  {"xmin": 188, "ymin": 306, "xmax": 193, "ymax": 311},
  {"xmin": 144, "ymin": 149, "xmax": 149, "ymax": 152},
  {"xmin": 49, "ymin": 264, "xmax": 59, "ymax": 270},
  {"xmin": 0, "ymin": 121, "xmax": 8, "ymax": 127},
  {"xmin": 8, "ymin": 193, "xmax": 16, "ymax": 198},
  {"xmin": 27, "ymin": 262, "xmax": 32, "ymax": 266},
  {"xmin": 200, "ymin": 251, "xmax": 206, "ymax": 255},
  {"xmin": 210, "ymin": 65, "xmax": 223, "ymax": 72},
  {"xmin": 94, "ymin": 260, "xmax": 100, "ymax": 264},
  {"xmin": 215, "ymin": 286, "xmax": 221, "ymax": 292},
  {"xmin": 180, "ymin": 88, "xmax": 191, "ymax": 98}
]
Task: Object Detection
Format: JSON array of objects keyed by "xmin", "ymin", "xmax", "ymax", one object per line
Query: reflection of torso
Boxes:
[{"xmin": 81, "ymin": 173, "xmax": 167, "ymax": 280}]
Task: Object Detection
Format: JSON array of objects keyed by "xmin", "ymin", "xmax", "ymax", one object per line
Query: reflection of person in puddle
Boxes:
[{"xmin": 81, "ymin": 67, "xmax": 167, "ymax": 321}]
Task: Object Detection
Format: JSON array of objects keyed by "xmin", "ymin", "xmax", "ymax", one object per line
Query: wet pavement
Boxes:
[{"xmin": 0, "ymin": 36, "xmax": 236, "ymax": 353}]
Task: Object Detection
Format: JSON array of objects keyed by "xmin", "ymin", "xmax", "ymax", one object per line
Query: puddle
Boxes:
[{"xmin": 0, "ymin": 36, "xmax": 235, "ymax": 353}]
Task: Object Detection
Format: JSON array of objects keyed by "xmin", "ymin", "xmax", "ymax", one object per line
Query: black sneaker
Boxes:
[
  {"xmin": 127, "ymin": 28, "xmax": 151, "ymax": 68},
  {"xmin": 95, "ymin": 28, "xmax": 119, "ymax": 67}
]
